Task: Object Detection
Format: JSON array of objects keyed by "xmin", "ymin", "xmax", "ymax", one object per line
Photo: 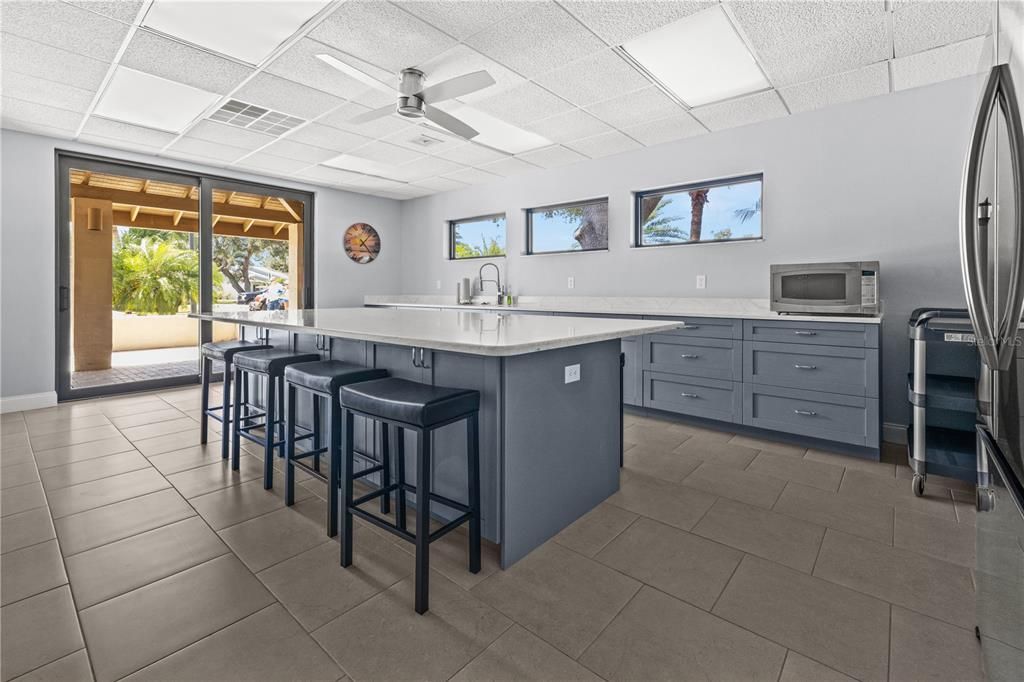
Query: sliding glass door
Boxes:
[{"xmin": 56, "ymin": 153, "xmax": 314, "ymax": 401}]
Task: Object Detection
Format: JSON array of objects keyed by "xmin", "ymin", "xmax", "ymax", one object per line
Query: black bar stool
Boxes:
[
  {"xmin": 338, "ymin": 377, "xmax": 481, "ymax": 614},
  {"xmin": 200, "ymin": 340, "xmax": 272, "ymax": 460},
  {"xmin": 283, "ymin": 360, "xmax": 388, "ymax": 537},
  {"xmin": 231, "ymin": 348, "xmax": 319, "ymax": 488}
]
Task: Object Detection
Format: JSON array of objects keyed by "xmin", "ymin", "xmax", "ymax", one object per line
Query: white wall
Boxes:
[
  {"xmin": 397, "ymin": 75, "xmax": 986, "ymax": 428},
  {"xmin": 0, "ymin": 129, "xmax": 402, "ymax": 409}
]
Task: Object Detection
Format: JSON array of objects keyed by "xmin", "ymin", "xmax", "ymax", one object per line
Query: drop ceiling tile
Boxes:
[
  {"xmin": 433, "ymin": 141, "xmax": 510, "ymax": 165},
  {"xmin": 348, "ymin": 140, "xmax": 426, "ymax": 166},
  {"xmin": 380, "ymin": 185, "xmax": 434, "ymax": 200},
  {"xmin": 416, "ymin": 45, "xmax": 524, "ymax": 105},
  {"xmin": 186, "ymin": 120, "xmax": 275, "ymax": 150},
  {"xmin": 265, "ymin": 38, "xmax": 394, "ymax": 106},
  {"xmin": 286, "ymin": 123, "xmax": 371, "ymax": 154},
  {"xmin": 261, "ymin": 138, "xmax": 339, "ymax": 164},
  {"xmin": 465, "ymin": 2, "xmax": 607, "ymax": 78},
  {"xmin": 0, "ymin": 34, "xmax": 110, "ymax": 91},
  {"xmin": 622, "ymin": 112, "xmax": 707, "ymax": 145},
  {"xmin": 562, "ymin": 0, "xmax": 716, "ymax": 44},
  {"xmin": 526, "ymin": 108, "xmax": 612, "ymax": 144},
  {"xmin": 65, "ymin": 1, "xmax": 144, "ymax": 23},
  {"xmin": 893, "ymin": 1, "xmax": 993, "ymax": 57},
  {"xmin": 473, "ymin": 82, "xmax": 574, "ymax": 126},
  {"xmin": 120, "ymin": 30, "xmax": 255, "ymax": 95},
  {"xmin": 585, "ymin": 86, "xmax": 685, "ymax": 129},
  {"xmin": 234, "ymin": 152, "xmax": 310, "ymax": 176},
  {"xmin": 0, "ymin": 71, "xmax": 95, "ymax": 113},
  {"xmin": 565, "ymin": 130, "xmax": 642, "ymax": 159},
  {"xmin": 516, "ymin": 144, "xmax": 589, "ymax": 168},
  {"xmin": 233, "ymin": 73, "xmax": 344, "ymax": 121},
  {"xmin": 387, "ymin": 155, "xmax": 465, "ymax": 182},
  {"xmin": 478, "ymin": 156, "xmax": 540, "ymax": 177},
  {"xmin": 393, "ymin": 0, "xmax": 535, "ymax": 40},
  {"xmin": 318, "ymin": 102, "xmax": 419, "ymax": 139},
  {"xmin": 534, "ymin": 49, "xmax": 651, "ymax": 107},
  {"xmin": 77, "ymin": 133, "xmax": 166, "ymax": 154},
  {"xmin": 1, "ymin": 0, "xmax": 130, "ymax": 61},
  {"xmin": 1, "ymin": 119, "xmax": 77, "ymax": 140},
  {"xmin": 779, "ymin": 62, "xmax": 890, "ymax": 114},
  {"xmin": 892, "ymin": 36, "xmax": 989, "ymax": 92},
  {"xmin": 443, "ymin": 166, "xmax": 502, "ymax": 185},
  {"xmin": 80, "ymin": 116, "xmax": 178, "ymax": 148},
  {"xmin": 412, "ymin": 176, "xmax": 470, "ymax": 192},
  {"xmin": 309, "ymin": 0, "xmax": 456, "ymax": 72},
  {"xmin": 690, "ymin": 89, "xmax": 788, "ymax": 131},
  {"xmin": 728, "ymin": 1, "xmax": 890, "ymax": 87},
  {"xmin": 294, "ymin": 165, "xmax": 367, "ymax": 186},
  {"xmin": 346, "ymin": 175, "xmax": 409, "ymax": 190},
  {"xmin": 1, "ymin": 97, "xmax": 82, "ymax": 132},
  {"xmin": 380, "ymin": 125, "xmax": 463, "ymax": 155},
  {"xmin": 167, "ymin": 136, "xmax": 250, "ymax": 163}
]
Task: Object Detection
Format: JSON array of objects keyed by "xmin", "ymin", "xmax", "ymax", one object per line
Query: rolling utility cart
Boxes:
[{"xmin": 907, "ymin": 309, "xmax": 986, "ymax": 505}]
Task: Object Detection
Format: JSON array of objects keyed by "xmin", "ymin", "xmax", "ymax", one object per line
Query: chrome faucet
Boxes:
[{"xmin": 478, "ymin": 262, "xmax": 502, "ymax": 298}]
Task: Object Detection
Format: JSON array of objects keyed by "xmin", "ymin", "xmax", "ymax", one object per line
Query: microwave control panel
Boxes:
[{"xmin": 861, "ymin": 270, "xmax": 878, "ymax": 306}]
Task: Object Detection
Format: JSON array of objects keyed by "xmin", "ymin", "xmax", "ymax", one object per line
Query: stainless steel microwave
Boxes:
[{"xmin": 770, "ymin": 261, "xmax": 880, "ymax": 315}]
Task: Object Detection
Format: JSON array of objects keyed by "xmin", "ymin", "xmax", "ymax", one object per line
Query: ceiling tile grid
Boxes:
[
  {"xmin": 533, "ymin": 49, "xmax": 653, "ymax": 107},
  {"xmin": 516, "ymin": 144, "xmax": 591, "ymax": 168},
  {"xmin": 1, "ymin": 0, "xmax": 132, "ymax": 61},
  {"xmin": 779, "ymin": 62, "xmax": 891, "ymax": 114},
  {"xmin": 232, "ymin": 72, "xmax": 345, "ymax": 121},
  {"xmin": 892, "ymin": 1, "xmax": 994, "ymax": 57},
  {"xmin": 585, "ymin": 86, "xmax": 688, "ymax": 129},
  {"xmin": 120, "ymin": 30, "xmax": 256, "ymax": 95},
  {"xmin": 622, "ymin": 112, "xmax": 708, "ymax": 146},
  {"xmin": 0, "ymin": 71, "xmax": 96, "ymax": 114},
  {"xmin": 0, "ymin": 33, "xmax": 112, "ymax": 91},
  {"xmin": 892, "ymin": 35, "xmax": 990, "ymax": 91},
  {"xmin": 691, "ymin": 89, "xmax": 789, "ymax": 131},
  {"xmin": 561, "ymin": 0, "xmax": 717, "ymax": 44},
  {"xmin": 566, "ymin": 130, "xmax": 643, "ymax": 159},
  {"xmin": 526, "ymin": 108, "xmax": 613, "ymax": 144}
]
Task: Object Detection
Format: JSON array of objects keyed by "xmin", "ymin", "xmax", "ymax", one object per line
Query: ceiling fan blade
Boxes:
[
  {"xmin": 316, "ymin": 54, "xmax": 394, "ymax": 94},
  {"xmin": 424, "ymin": 106, "xmax": 479, "ymax": 139},
  {"xmin": 418, "ymin": 70, "xmax": 496, "ymax": 104},
  {"xmin": 349, "ymin": 104, "xmax": 397, "ymax": 125}
]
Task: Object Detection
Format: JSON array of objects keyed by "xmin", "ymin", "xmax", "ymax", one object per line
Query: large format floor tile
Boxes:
[
  {"xmin": 729, "ymin": 433, "xmax": 806, "ymax": 456},
  {"xmin": 0, "ymin": 506, "xmax": 55, "ymax": 554},
  {"xmin": 713, "ymin": 555, "xmax": 891, "ymax": 681},
  {"xmin": 120, "ymin": 417, "xmax": 203, "ymax": 443},
  {"xmin": 813, "ymin": 529, "xmax": 976, "ymax": 629},
  {"xmin": 470, "ymin": 542, "xmax": 640, "ymax": 658},
  {"xmin": 804, "ymin": 448, "xmax": 896, "ymax": 479},
  {"xmin": 606, "ymin": 472, "xmax": 717, "ymax": 531},
  {"xmin": 47, "ymin": 468, "xmax": 170, "ymax": 519},
  {"xmin": 79, "ymin": 554, "xmax": 274, "ymax": 682},
  {"xmin": 313, "ymin": 571, "xmax": 511, "ymax": 682},
  {"xmin": 580, "ymin": 585, "xmax": 786, "ymax": 681},
  {"xmin": 673, "ymin": 436, "xmax": 759, "ymax": 469},
  {"xmin": 0, "ymin": 539, "xmax": 67, "ymax": 607},
  {"xmin": 190, "ymin": 477, "xmax": 313, "ymax": 530},
  {"xmin": 748, "ymin": 450, "xmax": 845, "ymax": 491},
  {"xmin": 680, "ymin": 461, "xmax": 787, "ymax": 509},
  {"xmin": 889, "ymin": 606, "xmax": 983, "ymax": 682},
  {"xmin": 165, "ymin": 455, "xmax": 264, "ymax": 499},
  {"xmin": 1, "ymin": 482, "xmax": 47, "ymax": 517},
  {"xmin": 38, "ymin": 450, "xmax": 149, "ymax": 491},
  {"xmin": 147, "ymin": 443, "xmax": 228, "ymax": 476},
  {"xmin": 773, "ymin": 481, "xmax": 894, "ymax": 544},
  {"xmin": 894, "ymin": 506, "xmax": 976, "ymax": 568},
  {"xmin": 622, "ymin": 443, "xmax": 702, "ymax": 481},
  {"xmin": 124, "ymin": 604, "xmax": 342, "ymax": 682},
  {"xmin": 553, "ymin": 502, "xmax": 637, "ymax": 557},
  {"xmin": 0, "ymin": 462, "xmax": 40, "ymax": 489},
  {"xmin": 218, "ymin": 502, "xmax": 329, "ymax": 572},
  {"xmin": 132, "ymin": 428, "xmax": 204, "ymax": 456},
  {"xmin": 779, "ymin": 652, "xmax": 855, "ymax": 682},
  {"xmin": 108, "ymin": 407, "xmax": 187, "ymax": 430},
  {"xmin": 451, "ymin": 624, "xmax": 601, "ymax": 682},
  {"xmin": 29, "ymin": 425, "xmax": 121, "ymax": 452},
  {"xmin": 595, "ymin": 517, "xmax": 742, "ymax": 609},
  {"xmin": 0, "ymin": 586, "xmax": 84, "ymax": 681},
  {"xmin": 11, "ymin": 649, "xmax": 93, "ymax": 682},
  {"xmin": 32, "ymin": 436, "xmax": 135, "ymax": 469},
  {"xmin": 25, "ymin": 413, "xmax": 111, "ymax": 436},
  {"xmin": 839, "ymin": 468, "xmax": 957, "ymax": 521}
]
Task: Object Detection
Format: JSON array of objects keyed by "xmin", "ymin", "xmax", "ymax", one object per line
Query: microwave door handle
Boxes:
[
  {"xmin": 960, "ymin": 65, "xmax": 1001, "ymax": 369},
  {"xmin": 993, "ymin": 64, "xmax": 1024, "ymax": 370}
]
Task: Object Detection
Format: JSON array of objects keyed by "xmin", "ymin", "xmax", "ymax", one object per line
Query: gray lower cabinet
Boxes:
[
  {"xmin": 744, "ymin": 341, "xmax": 879, "ymax": 398},
  {"xmin": 644, "ymin": 334, "xmax": 742, "ymax": 381},
  {"xmin": 622, "ymin": 337, "xmax": 642, "ymax": 406},
  {"xmin": 644, "ymin": 371, "xmax": 741, "ymax": 423},
  {"xmin": 743, "ymin": 384, "xmax": 880, "ymax": 448}
]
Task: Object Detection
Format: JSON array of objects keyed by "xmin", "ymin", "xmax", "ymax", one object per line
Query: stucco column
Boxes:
[{"xmin": 71, "ymin": 197, "xmax": 113, "ymax": 371}]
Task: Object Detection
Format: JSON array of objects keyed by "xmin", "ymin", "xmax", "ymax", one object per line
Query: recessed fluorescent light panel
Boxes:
[
  {"xmin": 143, "ymin": 0, "xmax": 330, "ymax": 64},
  {"xmin": 209, "ymin": 99, "xmax": 305, "ymax": 136},
  {"xmin": 321, "ymin": 153, "xmax": 398, "ymax": 178},
  {"xmin": 430, "ymin": 104, "xmax": 551, "ymax": 154},
  {"xmin": 94, "ymin": 67, "xmax": 221, "ymax": 133},
  {"xmin": 621, "ymin": 5, "xmax": 769, "ymax": 108}
]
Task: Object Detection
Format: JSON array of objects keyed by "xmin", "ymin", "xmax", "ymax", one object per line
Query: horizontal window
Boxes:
[
  {"xmin": 449, "ymin": 214, "xmax": 506, "ymax": 260},
  {"xmin": 636, "ymin": 174, "xmax": 763, "ymax": 247},
  {"xmin": 526, "ymin": 198, "xmax": 609, "ymax": 254}
]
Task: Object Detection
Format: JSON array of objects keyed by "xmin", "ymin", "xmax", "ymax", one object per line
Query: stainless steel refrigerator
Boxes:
[{"xmin": 961, "ymin": 47, "xmax": 1024, "ymax": 682}]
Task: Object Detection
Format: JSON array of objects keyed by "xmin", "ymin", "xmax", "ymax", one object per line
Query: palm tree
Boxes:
[
  {"xmin": 689, "ymin": 189, "xmax": 711, "ymax": 241},
  {"xmin": 734, "ymin": 197, "xmax": 761, "ymax": 224},
  {"xmin": 113, "ymin": 237, "xmax": 198, "ymax": 315}
]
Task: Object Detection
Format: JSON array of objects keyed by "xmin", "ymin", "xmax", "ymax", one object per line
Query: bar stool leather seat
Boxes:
[
  {"xmin": 339, "ymin": 377, "xmax": 480, "ymax": 428},
  {"xmin": 233, "ymin": 349, "xmax": 319, "ymax": 376},
  {"xmin": 284, "ymin": 360, "xmax": 385, "ymax": 395},
  {"xmin": 201, "ymin": 339, "xmax": 271, "ymax": 362}
]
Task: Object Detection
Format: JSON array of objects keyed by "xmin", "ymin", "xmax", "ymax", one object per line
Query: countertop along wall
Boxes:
[
  {"xmin": 0, "ymin": 129, "xmax": 403, "ymax": 410},
  {"xmin": 397, "ymin": 74, "xmax": 986, "ymax": 431}
]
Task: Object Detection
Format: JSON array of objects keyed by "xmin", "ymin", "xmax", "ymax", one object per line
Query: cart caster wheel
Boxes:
[
  {"xmin": 976, "ymin": 626, "xmax": 981, "ymax": 641},
  {"xmin": 912, "ymin": 474, "xmax": 925, "ymax": 497},
  {"xmin": 977, "ymin": 487, "xmax": 995, "ymax": 512}
]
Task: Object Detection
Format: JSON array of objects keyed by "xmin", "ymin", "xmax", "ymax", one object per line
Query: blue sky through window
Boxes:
[
  {"xmin": 452, "ymin": 215, "xmax": 505, "ymax": 259},
  {"xmin": 641, "ymin": 178, "xmax": 762, "ymax": 245}
]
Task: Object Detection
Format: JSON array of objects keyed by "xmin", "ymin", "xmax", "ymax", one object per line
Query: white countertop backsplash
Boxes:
[{"xmin": 364, "ymin": 295, "xmax": 885, "ymax": 325}]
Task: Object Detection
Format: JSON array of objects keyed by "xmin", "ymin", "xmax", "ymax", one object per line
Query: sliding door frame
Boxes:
[{"xmin": 54, "ymin": 150, "xmax": 315, "ymax": 402}]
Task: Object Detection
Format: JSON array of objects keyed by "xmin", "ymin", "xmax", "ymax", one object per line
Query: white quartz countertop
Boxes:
[
  {"xmin": 364, "ymin": 295, "xmax": 885, "ymax": 324},
  {"xmin": 191, "ymin": 307, "xmax": 682, "ymax": 356}
]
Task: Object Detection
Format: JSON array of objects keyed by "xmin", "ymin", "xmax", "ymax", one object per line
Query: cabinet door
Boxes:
[{"xmin": 622, "ymin": 337, "xmax": 642, "ymax": 406}]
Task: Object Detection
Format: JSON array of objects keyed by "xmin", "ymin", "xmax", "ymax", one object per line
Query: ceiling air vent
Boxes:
[{"xmin": 208, "ymin": 99, "xmax": 305, "ymax": 136}]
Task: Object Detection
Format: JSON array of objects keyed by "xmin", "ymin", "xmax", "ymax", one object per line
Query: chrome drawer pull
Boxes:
[
  {"xmin": 679, "ymin": 324, "xmax": 700, "ymax": 329},
  {"xmin": 793, "ymin": 409, "xmax": 818, "ymax": 416},
  {"xmin": 679, "ymin": 354, "xmax": 700, "ymax": 359},
  {"xmin": 680, "ymin": 392, "xmax": 700, "ymax": 398},
  {"xmin": 794, "ymin": 330, "xmax": 817, "ymax": 336},
  {"xmin": 793, "ymin": 364, "xmax": 817, "ymax": 370}
]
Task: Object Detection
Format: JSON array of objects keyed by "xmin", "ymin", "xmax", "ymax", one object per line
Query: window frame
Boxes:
[
  {"xmin": 525, "ymin": 196, "xmax": 610, "ymax": 256},
  {"xmin": 448, "ymin": 212, "xmax": 508, "ymax": 261},
  {"xmin": 634, "ymin": 173, "xmax": 764, "ymax": 249}
]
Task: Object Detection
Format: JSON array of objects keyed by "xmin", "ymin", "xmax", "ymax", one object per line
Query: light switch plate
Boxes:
[
  {"xmin": 564, "ymin": 363, "xmax": 581, "ymax": 384},
  {"xmin": 567, "ymin": 276, "xmax": 575, "ymax": 289},
  {"xmin": 435, "ymin": 279, "xmax": 441, "ymax": 289},
  {"xmin": 696, "ymin": 274, "xmax": 707, "ymax": 289}
]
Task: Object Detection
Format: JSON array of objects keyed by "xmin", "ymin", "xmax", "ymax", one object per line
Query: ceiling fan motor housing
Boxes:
[
  {"xmin": 397, "ymin": 69, "xmax": 427, "ymax": 117},
  {"xmin": 398, "ymin": 95, "xmax": 425, "ymax": 118}
]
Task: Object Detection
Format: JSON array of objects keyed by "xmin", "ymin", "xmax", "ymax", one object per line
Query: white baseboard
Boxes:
[
  {"xmin": 883, "ymin": 422, "xmax": 908, "ymax": 445},
  {"xmin": 1, "ymin": 391, "xmax": 58, "ymax": 414}
]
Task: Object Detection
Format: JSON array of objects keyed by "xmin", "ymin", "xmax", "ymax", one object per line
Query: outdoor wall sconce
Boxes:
[{"xmin": 87, "ymin": 207, "xmax": 103, "ymax": 231}]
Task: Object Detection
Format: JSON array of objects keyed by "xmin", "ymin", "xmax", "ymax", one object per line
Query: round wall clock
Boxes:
[{"xmin": 343, "ymin": 222, "xmax": 380, "ymax": 264}]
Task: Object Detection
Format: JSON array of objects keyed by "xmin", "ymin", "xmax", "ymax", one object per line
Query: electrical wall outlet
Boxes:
[
  {"xmin": 564, "ymin": 363, "xmax": 581, "ymax": 384},
  {"xmin": 435, "ymin": 279, "xmax": 441, "ymax": 290},
  {"xmin": 567, "ymin": 276, "xmax": 575, "ymax": 289},
  {"xmin": 696, "ymin": 274, "xmax": 707, "ymax": 289}
]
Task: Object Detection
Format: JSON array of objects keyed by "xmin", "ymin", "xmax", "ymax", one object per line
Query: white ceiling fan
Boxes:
[{"xmin": 316, "ymin": 54, "xmax": 496, "ymax": 140}]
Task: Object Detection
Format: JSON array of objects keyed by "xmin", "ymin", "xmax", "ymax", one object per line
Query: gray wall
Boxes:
[
  {"xmin": 397, "ymin": 75, "xmax": 987, "ymax": 428},
  {"xmin": 0, "ymin": 129, "xmax": 402, "ymax": 404}
]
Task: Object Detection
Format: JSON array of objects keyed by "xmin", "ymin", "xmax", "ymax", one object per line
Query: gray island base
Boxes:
[{"xmin": 192, "ymin": 308, "xmax": 682, "ymax": 568}]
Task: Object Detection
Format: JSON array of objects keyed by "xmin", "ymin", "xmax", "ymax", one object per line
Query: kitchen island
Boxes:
[{"xmin": 193, "ymin": 307, "xmax": 681, "ymax": 567}]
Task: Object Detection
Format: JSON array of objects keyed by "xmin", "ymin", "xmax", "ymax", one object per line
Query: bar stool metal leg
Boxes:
[
  {"xmin": 231, "ymin": 366, "xmax": 243, "ymax": 470},
  {"xmin": 277, "ymin": 377, "xmax": 286, "ymax": 458},
  {"xmin": 264, "ymin": 374, "xmax": 276, "ymax": 490},
  {"xmin": 394, "ymin": 425, "xmax": 407, "ymax": 532},
  {"xmin": 221, "ymin": 359, "xmax": 233, "ymax": 460},
  {"xmin": 415, "ymin": 428, "xmax": 431, "ymax": 615},
  {"xmin": 340, "ymin": 408, "xmax": 355, "ymax": 567},
  {"xmin": 328, "ymin": 400, "xmax": 341, "ymax": 538},
  {"xmin": 200, "ymin": 356, "xmax": 211, "ymax": 444},
  {"xmin": 312, "ymin": 395, "xmax": 321, "ymax": 474},
  {"xmin": 285, "ymin": 382, "xmax": 297, "ymax": 507},
  {"xmin": 467, "ymin": 412, "xmax": 481, "ymax": 574},
  {"xmin": 380, "ymin": 425, "xmax": 391, "ymax": 515}
]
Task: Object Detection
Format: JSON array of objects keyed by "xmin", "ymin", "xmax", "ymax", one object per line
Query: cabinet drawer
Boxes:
[
  {"xmin": 744, "ymin": 341, "xmax": 878, "ymax": 397},
  {"xmin": 644, "ymin": 316, "xmax": 742, "ymax": 340},
  {"xmin": 744, "ymin": 320, "xmax": 878, "ymax": 348},
  {"xmin": 643, "ymin": 371, "xmax": 741, "ymax": 423},
  {"xmin": 743, "ymin": 384, "xmax": 879, "ymax": 447},
  {"xmin": 644, "ymin": 335, "xmax": 741, "ymax": 380}
]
